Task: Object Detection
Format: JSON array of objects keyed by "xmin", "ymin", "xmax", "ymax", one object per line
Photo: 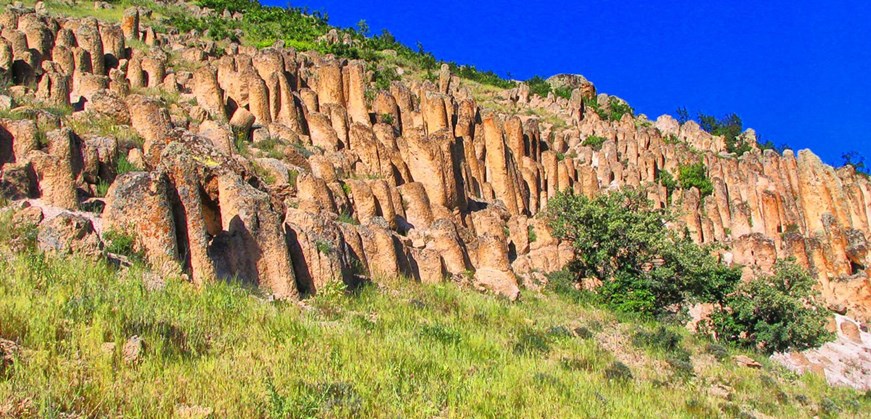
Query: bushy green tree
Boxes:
[
  {"xmin": 678, "ymin": 162, "xmax": 714, "ymax": 198},
  {"xmin": 657, "ymin": 169, "xmax": 677, "ymax": 196},
  {"xmin": 526, "ymin": 76, "xmax": 552, "ymax": 98},
  {"xmin": 842, "ymin": 151, "xmax": 869, "ymax": 175},
  {"xmin": 710, "ymin": 259, "xmax": 834, "ymax": 353},
  {"xmin": 697, "ymin": 112, "xmax": 751, "ymax": 155},
  {"xmin": 582, "ymin": 135, "xmax": 607, "ymax": 151},
  {"xmin": 607, "ymin": 98, "xmax": 634, "ymax": 121},
  {"xmin": 547, "ymin": 188, "xmax": 741, "ymax": 316}
]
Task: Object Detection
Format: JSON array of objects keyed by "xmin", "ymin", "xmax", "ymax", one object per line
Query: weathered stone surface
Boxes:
[
  {"xmin": 103, "ymin": 172, "xmax": 181, "ymax": 275},
  {"xmin": 0, "ymin": 9, "xmax": 866, "ymax": 316},
  {"xmin": 211, "ymin": 173, "xmax": 297, "ymax": 298},
  {"xmin": 29, "ymin": 129, "xmax": 80, "ymax": 210},
  {"xmin": 773, "ymin": 315, "xmax": 871, "ymax": 390},
  {"xmin": 37, "ymin": 212, "xmax": 101, "ymax": 256},
  {"xmin": 126, "ymin": 94, "xmax": 174, "ymax": 163},
  {"xmin": 88, "ymin": 88, "xmax": 130, "ymax": 123}
]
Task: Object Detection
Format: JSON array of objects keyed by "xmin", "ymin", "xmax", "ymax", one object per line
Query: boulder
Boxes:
[{"xmin": 37, "ymin": 212, "xmax": 102, "ymax": 256}]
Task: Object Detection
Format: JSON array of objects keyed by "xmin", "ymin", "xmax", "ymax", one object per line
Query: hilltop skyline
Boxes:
[{"xmin": 284, "ymin": 0, "xmax": 871, "ymax": 168}]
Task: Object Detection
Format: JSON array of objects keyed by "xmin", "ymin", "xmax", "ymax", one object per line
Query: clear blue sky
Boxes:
[{"xmin": 274, "ymin": 0, "xmax": 870, "ymax": 167}]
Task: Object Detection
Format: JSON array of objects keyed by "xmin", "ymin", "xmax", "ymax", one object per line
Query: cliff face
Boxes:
[{"xmin": 0, "ymin": 3, "xmax": 869, "ymax": 320}]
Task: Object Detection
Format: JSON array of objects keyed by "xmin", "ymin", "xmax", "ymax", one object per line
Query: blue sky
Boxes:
[{"xmin": 274, "ymin": 0, "xmax": 871, "ymax": 167}]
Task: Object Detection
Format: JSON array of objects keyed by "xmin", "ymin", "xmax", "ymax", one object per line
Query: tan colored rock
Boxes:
[
  {"xmin": 411, "ymin": 247, "xmax": 444, "ymax": 284},
  {"xmin": 121, "ymin": 7, "xmax": 139, "ymax": 40},
  {"xmin": 243, "ymin": 69, "xmax": 271, "ymax": 124},
  {"xmin": 0, "ymin": 162, "xmax": 37, "ymax": 200},
  {"xmin": 421, "ymin": 91, "xmax": 448, "ymax": 135},
  {"xmin": 734, "ymin": 355, "xmax": 762, "ymax": 369},
  {"xmin": 0, "ymin": 119, "xmax": 39, "ymax": 163},
  {"xmin": 346, "ymin": 61, "xmax": 369, "ymax": 126},
  {"xmin": 840, "ymin": 320, "xmax": 862, "ymax": 344},
  {"xmin": 88, "ymin": 88, "xmax": 129, "ymax": 123},
  {"xmin": 482, "ymin": 114, "xmax": 521, "ymax": 214},
  {"xmin": 198, "ymin": 120, "xmax": 234, "ymax": 154},
  {"xmin": 315, "ymin": 60, "xmax": 343, "ymax": 107},
  {"xmin": 306, "ymin": 112, "xmax": 340, "ymax": 152},
  {"xmin": 212, "ymin": 173, "xmax": 297, "ymax": 298},
  {"xmin": 103, "ymin": 172, "xmax": 181, "ymax": 276},
  {"xmin": 29, "ymin": 129, "xmax": 79, "ymax": 210},
  {"xmin": 297, "ymin": 173, "xmax": 337, "ymax": 214},
  {"xmin": 285, "ymin": 208, "xmax": 349, "ymax": 294},
  {"xmin": 126, "ymin": 94, "xmax": 174, "ymax": 163},
  {"xmin": 473, "ymin": 267, "xmax": 520, "ymax": 301},
  {"xmin": 75, "ymin": 19, "xmax": 105, "ymax": 76},
  {"xmin": 157, "ymin": 140, "xmax": 223, "ymax": 285},
  {"xmin": 122, "ymin": 336, "xmax": 144, "ymax": 365},
  {"xmin": 397, "ymin": 182, "xmax": 434, "ymax": 230},
  {"xmin": 192, "ymin": 66, "xmax": 226, "ymax": 120},
  {"xmin": 100, "ymin": 24, "xmax": 124, "ymax": 69},
  {"xmin": 37, "ymin": 212, "xmax": 101, "ymax": 256},
  {"xmin": 229, "ymin": 107, "xmax": 255, "ymax": 142}
]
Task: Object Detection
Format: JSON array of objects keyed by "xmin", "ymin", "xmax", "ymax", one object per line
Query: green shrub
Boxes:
[
  {"xmin": 449, "ymin": 63, "xmax": 515, "ymax": 89},
  {"xmin": 631, "ymin": 326, "xmax": 684, "ymax": 354},
  {"xmin": 663, "ymin": 134, "xmax": 682, "ymax": 145},
  {"xmin": 513, "ymin": 328, "xmax": 551, "ymax": 355},
  {"xmin": 547, "ymin": 188, "xmax": 741, "ymax": 316},
  {"xmin": 103, "ymin": 229, "xmax": 144, "ymax": 263},
  {"xmin": 546, "ymin": 325, "xmax": 573, "ymax": 339},
  {"xmin": 527, "ymin": 225, "xmax": 537, "ymax": 243},
  {"xmin": 553, "ymin": 86, "xmax": 573, "ymax": 100},
  {"xmin": 657, "ymin": 169, "xmax": 677, "ymax": 197},
  {"xmin": 604, "ymin": 361, "xmax": 633, "ymax": 382},
  {"xmin": 711, "ymin": 258, "xmax": 834, "ymax": 353},
  {"xmin": 315, "ymin": 240, "xmax": 332, "ymax": 254},
  {"xmin": 251, "ymin": 161, "xmax": 277, "ymax": 185},
  {"xmin": 677, "ymin": 162, "xmax": 714, "ymax": 198},
  {"xmin": 697, "ymin": 112, "xmax": 751, "ymax": 155},
  {"xmin": 573, "ymin": 326, "xmax": 593, "ymax": 340},
  {"xmin": 705, "ymin": 343, "xmax": 730, "ymax": 361},
  {"xmin": 95, "ymin": 180, "xmax": 110, "ymax": 197},
  {"xmin": 583, "ymin": 96, "xmax": 634, "ymax": 121},
  {"xmin": 526, "ymin": 75, "xmax": 552, "ymax": 98},
  {"xmin": 607, "ymin": 98, "xmax": 634, "ymax": 121},
  {"xmin": 842, "ymin": 151, "xmax": 870, "ymax": 175},
  {"xmin": 419, "ymin": 323, "xmax": 462, "ymax": 346},
  {"xmin": 371, "ymin": 65, "xmax": 400, "ymax": 91},
  {"xmin": 667, "ymin": 356, "xmax": 695, "ymax": 380},
  {"xmin": 337, "ymin": 212, "xmax": 358, "ymax": 225},
  {"xmin": 582, "ymin": 135, "xmax": 607, "ymax": 151}
]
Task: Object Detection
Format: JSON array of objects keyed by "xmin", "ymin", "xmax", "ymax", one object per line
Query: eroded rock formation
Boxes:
[{"xmin": 0, "ymin": 3, "xmax": 869, "ymax": 320}]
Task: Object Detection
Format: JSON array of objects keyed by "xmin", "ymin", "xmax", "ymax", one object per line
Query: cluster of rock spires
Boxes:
[{"xmin": 1, "ymin": 2, "xmax": 870, "ymax": 331}]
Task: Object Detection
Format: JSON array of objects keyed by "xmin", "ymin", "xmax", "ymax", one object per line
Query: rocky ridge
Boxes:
[{"xmin": 0, "ymin": 1, "xmax": 869, "ymax": 327}]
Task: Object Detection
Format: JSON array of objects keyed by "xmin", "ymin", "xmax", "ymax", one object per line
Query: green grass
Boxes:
[
  {"xmin": 337, "ymin": 212, "xmax": 359, "ymax": 225},
  {"xmin": 0, "ymin": 213, "xmax": 867, "ymax": 418},
  {"xmin": 95, "ymin": 179, "xmax": 110, "ymax": 197},
  {"xmin": 64, "ymin": 115, "xmax": 144, "ymax": 148},
  {"xmin": 116, "ymin": 154, "xmax": 139, "ymax": 175},
  {"xmin": 583, "ymin": 135, "xmax": 607, "ymax": 151}
]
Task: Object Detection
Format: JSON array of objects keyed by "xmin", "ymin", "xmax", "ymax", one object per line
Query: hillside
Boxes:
[
  {"xmin": 0, "ymin": 215, "xmax": 868, "ymax": 417},
  {"xmin": 0, "ymin": 0, "xmax": 870, "ymax": 416}
]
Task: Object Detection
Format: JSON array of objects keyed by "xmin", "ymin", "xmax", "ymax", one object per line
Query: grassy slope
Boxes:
[{"xmin": 0, "ymin": 214, "xmax": 866, "ymax": 417}]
